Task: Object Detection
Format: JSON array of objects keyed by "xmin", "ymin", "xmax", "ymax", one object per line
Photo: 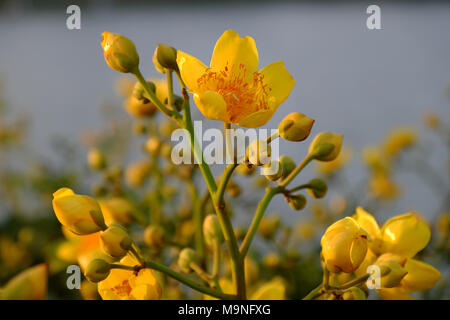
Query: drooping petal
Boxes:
[
  {"xmin": 400, "ymin": 259, "xmax": 441, "ymax": 292},
  {"xmin": 176, "ymin": 50, "xmax": 208, "ymax": 91},
  {"xmin": 259, "ymin": 61, "xmax": 295, "ymax": 111},
  {"xmin": 193, "ymin": 91, "xmax": 228, "ymax": 122},
  {"xmin": 380, "ymin": 213, "xmax": 431, "ymax": 258},
  {"xmin": 377, "ymin": 287, "xmax": 415, "ymax": 300},
  {"xmin": 210, "ymin": 30, "xmax": 259, "ymax": 76}
]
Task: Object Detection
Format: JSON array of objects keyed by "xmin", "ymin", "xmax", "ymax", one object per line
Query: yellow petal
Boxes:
[
  {"xmin": 259, "ymin": 61, "xmax": 295, "ymax": 110},
  {"xmin": 210, "ymin": 30, "xmax": 259, "ymax": 76},
  {"xmin": 353, "ymin": 207, "xmax": 382, "ymax": 254},
  {"xmin": 377, "ymin": 287, "xmax": 415, "ymax": 300},
  {"xmin": 401, "ymin": 259, "xmax": 441, "ymax": 292},
  {"xmin": 193, "ymin": 91, "xmax": 228, "ymax": 121},
  {"xmin": 250, "ymin": 278, "xmax": 285, "ymax": 300},
  {"xmin": 380, "ymin": 213, "xmax": 430, "ymax": 257},
  {"xmin": 235, "ymin": 108, "xmax": 274, "ymax": 128},
  {"xmin": 176, "ymin": 50, "xmax": 207, "ymax": 91}
]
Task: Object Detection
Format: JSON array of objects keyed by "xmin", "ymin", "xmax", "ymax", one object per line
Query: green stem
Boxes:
[
  {"xmin": 240, "ymin": 187, "xmax": 280, "ymax": 257},
  {"xmin": 211, "ymin": 240, "xmax": 220, "ymax": 278},
  {"xmin": 188, "ymin": 180, "xmax": 205, "ymax": 261},
  {"xmin": 166, "ymin": 70, "xmax": 174, "ymax": 108},
  {"xmin": 302, "ymin": 284, "xmax": 324, "ymax": 300},
  {"xmin": 143, "ymin": 260, "xmax": 234, "ymax": 300},
  {"xmin": 216, "ymin": 164, "xmax": 238, "ymax": 203},
  {"xmin": 279, "ymin": 154, "xmax": 313, "ymax": 188},
  {"xmin": 133, "ymin": 68, "xmax": 180, "ymax": 119},
  {"xmin": 332, "ymin": 273, "xmax": 371, "ymax": 291}
]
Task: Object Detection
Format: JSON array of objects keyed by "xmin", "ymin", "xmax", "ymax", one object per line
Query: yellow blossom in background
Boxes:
[
  {"xmin": 114, "ymin": 76, "xmax": 135, "ymax": 98},
  {"xmin": 362, "ymin": 146, "xmax": 391, "ymax": 176},
  {"xmin": 177, "ymin": 30, "xmax": 295, "ymax": 127},
  {"xmin": 98, "ymin": 255, "xmax": 162, "ymax": 300},
  {"xmin": 368, "ymin": 173, "xmax": 400, "ymax": 200},
  {"xmin": 99, "ymin": 197, "xmax": 134, "ymax": 226},
  {"xmin": 125, "ymin": 160, "xmax": 151, "ymax": 188},
  {"xmin": 295, "ymin": 220, "xmax": 316, "ymax": 240},
  {"xmin": 124, "ymin": 79, "xmax": 168, "ymax": 117},
  {"xmin": 382, "ymin": 127, "xmax": 418, "ymax": 158},
  {"xmin": 0, "ymin": 264, "xmax": 47, "ymax": 300},
  {"xmin": 316, "ymin": 146, "xmax": 352, "ymax": 176}
]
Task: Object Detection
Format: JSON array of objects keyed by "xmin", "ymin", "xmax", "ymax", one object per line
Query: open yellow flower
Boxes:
[
  {"xmin": 353, "ymin": 207, "xmax": 441, "ymax": 299},
  {"xmin": 98, "ymin": 255, "xmax": 162, "ymax": 300},
  {"xmin": 177, "ymin": 30, "xmax": 295, "ymax": 128}
]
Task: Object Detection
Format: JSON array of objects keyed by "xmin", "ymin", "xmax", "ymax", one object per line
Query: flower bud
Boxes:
[
  {"xmin": 125, "ymin": 95, "xmax": 158, "ymax": 117},
  {"xmin": 85, "ymin": 259, "xmax": 111, "ymax": 283},
  {"xmin": 125, "ymin": 160, "xmax": 151, "ymax": 187},
  {"xmin": 375, "ymin": 258, "xmax": 408, "ymax": 288},
  {"xmin": 144, "ymin": 225, "xmax": 165, "ymax": 247},
  {"xmin": 258, "ymin": 215, "xmax": 280, "ymax": 239},
  {"xmin": 236, "ymin": 164, "xmax": 255, "ymax": 176},
  {"xmin": 278, "ymin": 112, "xmax": 314, "ymax": 142},
  {"xmin": 279, "ymin": 155, "xmax": 296, "ymax": 179},
  {"xmin": 246, "ymin": 139, "xmax": 271, "ymax": 166},
  {"xmin": 287, "ymin": 194, "xmax": 307, "ymax": 211},
  {"xmin": 263, "ymin": 160, "xmax": 282, "ymax": 181},
  {"xmin": 144, "ymin": 136, "xmax": 161, "ymax": 156},
  {"xmin": 308, "ymin": 132, "xmax": 343, "ymax": 162},
  {"xmin": 155, "ymin": 43, "xmax": 178, "ymax": 71},
  {"xmin": 226, "ymin": 182, "xmax": 241, "ymax": 198},
  {"xmin": 132, "ymin": 80, "xmax": 156, "ymax": 102},
  {"xmin": 321, "ymin": 217, "xmax": 368, "ymax": 273},
  {"xmin": 307, "ymin": 178, "xmax": 328, "ymax": 199},
  {"xmin": 80, "ymin": 280, "xmax": 99, "ymax": 300},
  {"xmin": 203, "ymin": 214, "xmax": 223, "ymax": 246},
  {"xmin": 101, "ymin": 31, "xmax": 139, "ymax": 73},
  {"xmin": 87, "ymin": 148, "xmax": 106, "ymax": 171},
  {"xmin": 153, "ymin": 47, "xmax": 166, "ymax": 73},
  {"xmin": 342, "ymin": 287, "xmax": 366, "ymax": 300},
  {"xmin": 100, "ymin": 223, "xmax": 132, "ymax": 258},
  {"xmin": 52, "ymin": 188, "xmax": 106, "ymax": 235},
  {"xmin": 177, "ymin": 248, "xmax": 200, "ymax": 273}
]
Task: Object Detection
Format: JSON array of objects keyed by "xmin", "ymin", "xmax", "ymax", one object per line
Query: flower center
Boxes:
[
  {"xmin": 113, "ymin": 279, "xmax": 132, "ymax": 297},
  {"xmin": 197, "ymin": 63, "xmax": 271, "ymax": 122}
]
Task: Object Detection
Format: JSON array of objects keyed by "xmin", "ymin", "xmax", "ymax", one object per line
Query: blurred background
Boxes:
[{"xmin": 0, "ymin": 0, "xmax": 448, "ymax": 299}]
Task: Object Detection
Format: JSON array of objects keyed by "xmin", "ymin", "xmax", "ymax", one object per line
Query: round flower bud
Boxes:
[
  {"xmin": 87, "ymin": 148, "xmax": 106, "ymax": 171},
  {"xmin": 321, "ymin": 217, "xmax": 368, "ymax": 273},
  {"xmin": 278, "ymin": 112, "xmax": 314, "ymax": 142},
  {"xmin": 308, "ymin": 132, "xmax": 343, "ymax": 162},
  {"xmin": 100, "ymin": 223, "xmax": 132, "ymax": 258},
  {"xmin": 125, "ymin": 160, "xmax": 151, "ymax": 187},
  {"xmin": 124, "ymin": 95, "xmax": 157, "ymax": 117},
  {"xmin": 177, "ymin": 248, "xmax": 200, "ymax": 273},
  {"xmin": 307, "ymin": 178, "xmax": 328, "ymax": 199},
  {"xmin": 153, "ymin": 47, "xmax": 166, "ymax": 73},
  {"xmin": 235, "ymin": 164, "xmax": 255, "ymax": 176},
  {"xmin": 85, "ymin": 259, "xmax": 111, "ymax": 283},
  {"xmin": 144, "ymin": 136, "xmax": 161, "ymax": 156},
  {"xmin": 101, "ymin": 31, "xmax": 139, "ymax": 73},
  {"xmin": 246, "ymin": 140, "xmax": 271, "ymax": 166},
  {"xmin": 203, "ymin": 214, "xmax": 223, "ymax": 246},
  {"xmin": 226, "ymin": 182, "xmax": 241, "ymax": 198},
  {"xmin": 132, "ymin": 80, "xmax": 156, "ymax": 102},
  {"xmin": 278, "ymin": 155, "xmax": 296, "ymax": 179},
  {"xmin": 155, "ymin": 43, "xmax": 178, "ymax": 71},
  {"xmin": 342, "ymin": 287, "xmax": 366, "ymax": 300},
  {"xmin": 144, "ymin": 225, "xmax": 165, "ymax": 247},
  {"xmin": 263, "ymin": 160, "xmax": 283, "ymax": 181},
  {"xmin": 52, "ymin": 188, "xmax": 107, "ymax": 235},
  {"xmin": 288, "ymin": 194, "xmax": 307, "ymax": 211},
  {"xmin": 258, "ymin": 215, "xmax": 280, "ymax": 239}
]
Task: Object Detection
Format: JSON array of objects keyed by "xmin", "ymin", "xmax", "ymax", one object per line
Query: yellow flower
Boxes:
[
  {"xmin": 383, "ymin": 127, "xmax": 418, "ymax": 157},
  {"xmin": 316, "ymin": 146, "xmax": 352, "ymax": 176},
  {"xmin": 98, "ymin": 256, "xmax": 162, "ymax": 300},
  {"xmin": 52, "ymin": 188, "xmax": 106, "ymax": 235},
  {"xmin": 0, "ymin": 264, "xmax": 48, "ymax": 300},
  {"xmin": 176, "ymin": 30, "xmax": 295, "ymax": 127},
  {"xmin": 320, "ymin": 217, "xmax": 368, "ymax": 273},
  {"xmin": 125, "ymin": 160, "xmax": 151, "ymax": 188},
  {"xmin": 101, "ymin": 31, "xmax": 139, "ymax": 73},
  {"xmin": 352, "ymin": 208, "xmax": 441, "ymax": 299},
  {"xmin": 368, "ymin": 173, "xmax": 400, "ymax": 200},
  {"xmin": 361, "ymin": 146, "xmax": 391, "ymax": 176}
]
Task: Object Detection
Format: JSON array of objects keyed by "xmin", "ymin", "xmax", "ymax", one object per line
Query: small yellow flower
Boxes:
[
  {"xmin": 124, "ymin": 79, "xmax": 168, "ymax": 117},
  {"xmin": 177, "ymin": 30, "xmax": 295, "ymax": 127},
  {"xmin": 368, "ymin": 173, "xmax": 400, "ymax": 200},
  {"xmin": 320, "ymin": 217, "xmax": 368, "ymax": 273},
  {"xmin": 125, "ymin": 160, "xmax": 151, "ymax": 188},
  {"xmin": 52, "ymin": 188, "xmax": 106, "ymax": 235},
  {"xmin": 382, "ymin": 127, "xmax": 418, "ymax": 157},
  {"xmin": 98, "ymin": 256, "xmax": 162, "ymax": 300},
  {"xmin": 0, "ymin": 264, "xmax": 48, "ymax": 300},
  {"xmin": 101, "ymin": 31, "xmax": 139, "ymax": 73}
]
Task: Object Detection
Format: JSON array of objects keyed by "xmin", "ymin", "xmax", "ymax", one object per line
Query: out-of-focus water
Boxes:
[{"xmin": 0, "ymin": 2, "xmax": 449, "ymax": 222}]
